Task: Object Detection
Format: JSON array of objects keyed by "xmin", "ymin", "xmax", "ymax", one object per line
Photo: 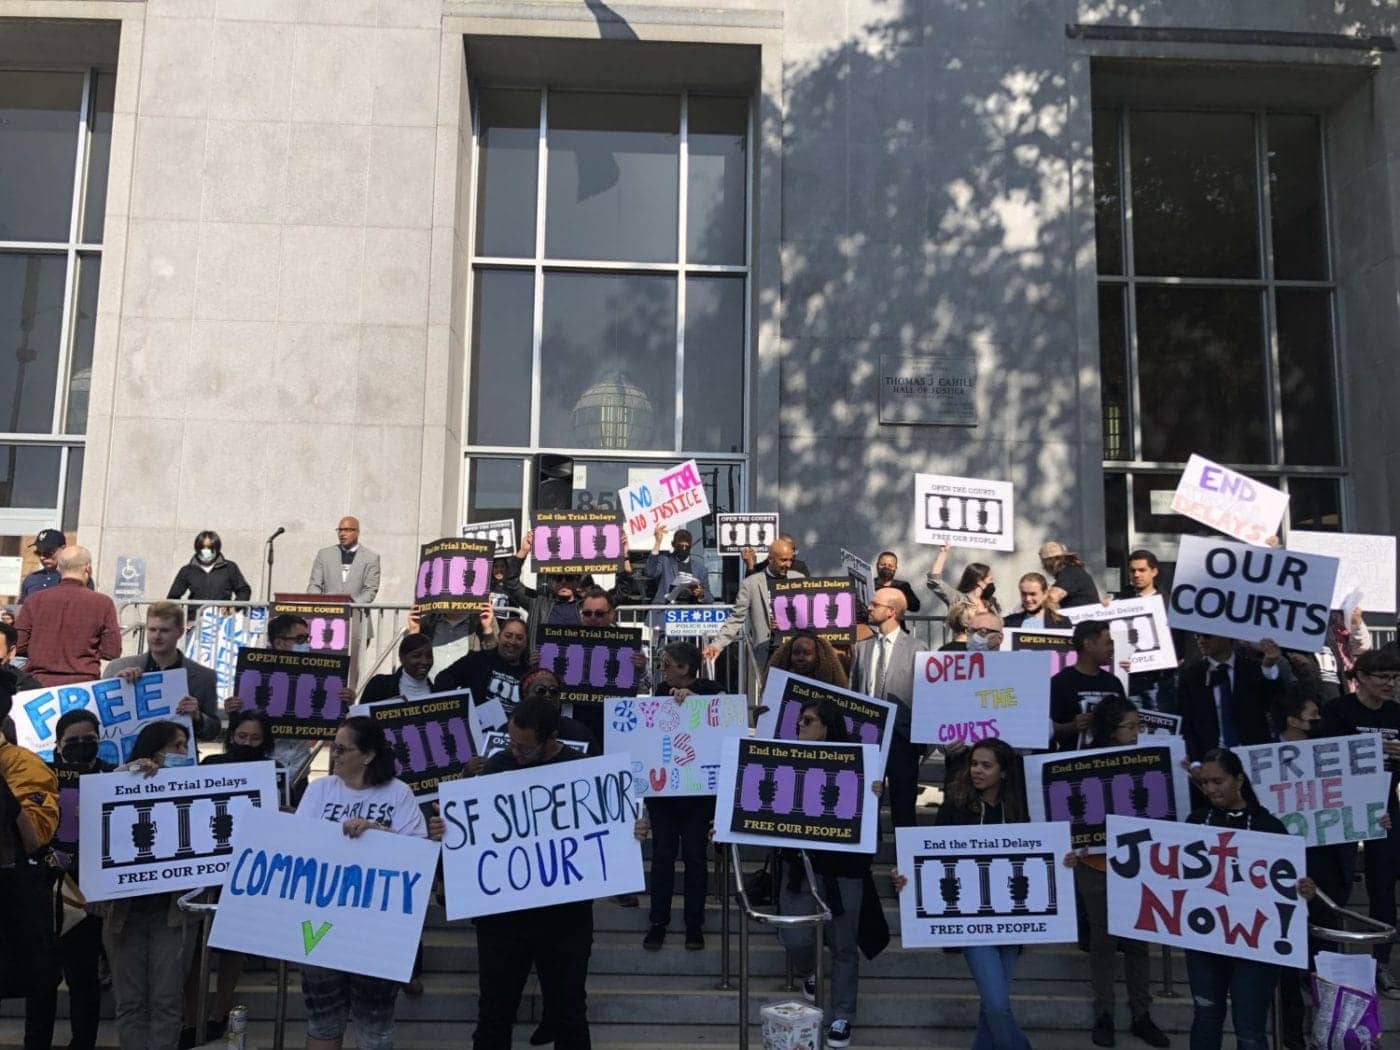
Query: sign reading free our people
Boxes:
[
  {"xmin": 1170, "ymin": 454, "xmax": 1290, "ymax": 546},
  {"xmin": 13, "ymin": 670, "xmax": 191, "ymax": 765},
  {"xmin": 619, "ymin": 459, "xmax": 711, "ymax": 548},
  {"xmin": 912, "ymin": 472, "xmax": 1015, "ymax": 551}
]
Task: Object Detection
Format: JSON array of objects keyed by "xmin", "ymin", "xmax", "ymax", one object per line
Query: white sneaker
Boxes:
[{"xmin": 826, "ymin": 1019, "xmax": 852, "ymax": 1047}]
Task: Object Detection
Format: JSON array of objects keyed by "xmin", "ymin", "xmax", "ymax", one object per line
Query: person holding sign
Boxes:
[
  {"xmin": 437, "ymin": 616, "xmax": 531, "ymax": 723},
  {"xmin": 646, "ymin": 525, "xmax": 712, "ymax": 603},
  {"xmin": 359, "ymin": 634, "xmax": 438, "ymax": 703},
  {"xmin": 765, "ymin": 629, "xmax": 850, "ymax": 690},
  {"xmin": 925, "ymin": 544, "xmax": 1000, "ymax": 618},
  {"xmin": 106, "ymin": 601, "xmax": 221, "ymax": 741},
  {"xmin": 705, "ymin": 537, "xmax": 804, "ymax": 674},
  {"xmin": 1049, "ymin": 621, "xmax": 1125, "ymax": 749}
]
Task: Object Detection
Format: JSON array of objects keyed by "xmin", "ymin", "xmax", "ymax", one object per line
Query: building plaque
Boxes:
[{"xmin": 879, "ymin": 355, "xmax": 978, "ymax": 426}]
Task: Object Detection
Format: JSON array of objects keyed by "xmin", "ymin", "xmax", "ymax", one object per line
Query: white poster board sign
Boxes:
[
  {"xmin": 895, "ymin": 822, "xmax": 1077, "ymax": 948},
  {"xmin": 1170, "ymin": 453, "xmax": 1289, "ymax": 546},
  {"xmin": 208, "ymin": 809, "xmax": 438, "ymax": 982},
  {"xmin": 437, "ymin": 753, "xmax": 645, "ymax": 920},
  {"xmin": 1166, "ymin": 535, "xmax": 1339, "ymax": 652},
  {"xmin": 1106, "ymin": 815, "xmax": 1309, "ymax": 968},
  {"xmin": 619, "ymin": 460, "xmax": 711, "ymax": 548},
  {"xmin": 715, "ymin": 513, "xmax": 779, "ymax": 557},
  {"xmin": 461, "ymin": 518, "xmax": 518, "ymax": 559},
  {"xmin": 1059, "ymin": 595, "xmax": 1179, "ymax": 673},
  {"xmin": 912, "ymin": 472, "xmax": 1015, "ymax": 551},
  {"xmin": 13, "ymin": 670, "xmax": 192, "ymax": 765},
  {"xmin": 910, "ymin": 650, "xmax": 1052, "ymax": 750},
  {"xmin": 1288, "ymin": 531, "xmax": 1397, "ymax": 615},
  {"xmin": 78, "ymin": 762, "xmax": 278, "ymax": 902},
  {"xmin": 605, "ymin": 693, "xmax": 749, "ymax": 798},
  {"xmin": 1234, "ymin": 734, "xmax": 1390, "ymax": 846}
]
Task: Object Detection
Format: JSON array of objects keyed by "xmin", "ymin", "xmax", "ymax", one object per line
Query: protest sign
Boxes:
[
  {"xmin": 1078, "ymin": 699, "xmax": 1181, "ymax": 740},
  {"xmin": 1234, "ymin": 734, "xmax": 1390, "ymax": 846},
  {"xmin": 1002, "ymin": 628, "xmax": 1076, "ymax": 675},
  {"xmin": 13, "ymin": 670, "xmax": 193, "ymax": 765},
  {"xmin": 208, "ymin": 809, "xmax": 438, "ymax": 982},
  {"xmin": 716, "ymin": 513, "xmax": 779, "ymax": 557},
  {"xmin": 910, "ymin": 651, "xmax": 1052, "ymax": 751},
  {"xmin": 913, "ymin": 473, "xmax": 1015, "ymax": 551},
  {"xmin": 415, "ymin": 537, "xmax": 494, "ymax": 615},
  {"xmin": 1106, "ymin": 815, "xmax": 1309, "ymax": 967},
  {"xmin": 841, "ymin": 549, "xmax": 874, "ymax": 609},
  {"xmin": 1170, "ymin": 454, "xmax": 1289, "ymax": 546},
  {"xmin": 79, "ymin": 762, "xmax": 278, "ymax": 902},
  {"xmin": 357, "ymin": 692, "xmax": 477, "ymax": 801},
  {"xmin": 1166, "ymin": 535, "xmax": 1338, "ymax": 652},
  {"xmin": 660, "ymin": 606, "xmax": 731, "ymax": 637},
  {"xmin": 1059, "ymin": 595, "xmax": 1179, "ymax": 674},
  {"xmin": 770, "ymin": 577, "xmax": 857, "ymax": 646},
  {"xmin": 754, "ymin": 671, "xmax": 897, "ymax": 778},
  {"xmin": 606, "ymin": 693, "xmax": 749, "ymax": 798},
  {"xmin": 53, "ymin": 765, "xmax": 82, "ymax": 859},
  {"xmin": 1024, "ymin": 739, "xmax": 1190, "ymax": 852},
  {"xmin": 1289, "ymin": 531, "xmax": 1397, "ymax": 614},
  {"xmin": 536, "ymin": 624, "xmax": 645, "ymax": 705},
  {"xmin": 464, "ymin": 694, "xmax": 508, "ymax": 755},
  {"xmin": 185, "ymin": 605, "xmax": 267, "ymax": 700},
  {"xmin": 530, "ymin": 509, "xmax": 626, "ymax": 575},
  {"xmin": 233, "ymin": 648, "xmax": 353, "ymax": 738},
  {"xmin": 714, "ymin": 738, "xmax": 879, "ymax": 854},
  {"xmin": 895, "ymin": 822, "xmax": 1077, "ymax": 948},
  {"xmin": 269, "ymin": 594, "xmax": 352, "ymax": 654},
  {"xmin": 462, "ymin": 518, "xmax": 518, "ymax": 559},
  {"xmin": 619, "ymin": 460, "xmax": 711, "ymax": 548},
  {"xmin": 479, "ymin": 731, "xmax": 590, "ymax": 758},
  {"xmin": 438, "ymin": 753, "xmax": 644, "ymax": 920}
]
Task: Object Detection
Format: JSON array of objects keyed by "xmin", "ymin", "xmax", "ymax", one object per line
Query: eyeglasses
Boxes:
[
  {"xmin": 868, "ymin": 600, "xmax": 893, "ymax": 610},
  {"xmin": 579, "ymin": 610, "xmax": 611, "ymax": 619},
  {"xmin": 527, "ymin": 684, "xmax": 561, "ymax": 698},
  {"xmin": 329, "ymin": 743, "xmax": 360, "ymax": 756},
  {"xmin": 797, "ymin": 714, "xmax": 819, "ymax": 728},
  {"xmin": 1365, "ymin": 672, "xmax": 1400, "ymax": 685},
  {"xmin": 62, "ymin": 734, "xmax": 99, "ymax": 746},
  {"xmin": 283, "ymin": 634, "xmax": 311, "ymax": 644},
  {"xmin": 970, "ymin": 627, "xmax": 1003, "ymax": 637}
]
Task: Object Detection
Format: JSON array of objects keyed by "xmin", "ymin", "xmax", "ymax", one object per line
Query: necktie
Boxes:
[
  {"xmin": 873, "ymin": 635, "xmax": 889, "ymax": 697},
  {"xmin": 1211, "ymin": 664, "xmax": 1238, "ymax": 747}
]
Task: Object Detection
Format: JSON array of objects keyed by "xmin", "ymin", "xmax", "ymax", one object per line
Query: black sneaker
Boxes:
[
  {"xmin": 826, "ymin": 1019, "xmax": 852, "ymax": 1047},
  {"xmin": 528, "ymin": 1022, "xmax": 556, "ymax": 1046},
  {"xmin": 685, "ymin": 927, "xmax": 705, "ymax": 950},
  {"xmin": 1130, "ymin": 1014, "xmax": 1170, "ymax": 1048},
  {"xmin": 204, "ymin": 1016, "xmax": 229, "ymax": 1043},
  {"xmin": 643, "ymin": 923, "xmax": 666, "ymax": 950},
  {"xmin": 1092, "ymin": 1011, "xmax": 1116, "ymax": 1047}
]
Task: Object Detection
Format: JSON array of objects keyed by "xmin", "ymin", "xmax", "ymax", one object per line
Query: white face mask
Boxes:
[
  {"xmin": 967, "ymin": 633, "xmax": 992, "ymax": 652},
  {"xmin": 161, "ymin": 752, "xmax": 195, "ymax": 768},
  {"xmin": 197, "ymin": 548, "xmax": 216, "ymax": 563},
  {"xmin": 290, "ymin": 643, "xmax": 311, "ymax": 653}
]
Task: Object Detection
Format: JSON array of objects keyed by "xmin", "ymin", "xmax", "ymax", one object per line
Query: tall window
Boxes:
[
  {"xmin": 0, "ymin": 69, "xmax": 112, "ymax": 537},
  {"xmin": 1095, "ymin": 108, "xmax": 1342, "ymax": 576},
  {"xmin": 464, "ymin": 88, "xmax": 750, "ymax": 532}
]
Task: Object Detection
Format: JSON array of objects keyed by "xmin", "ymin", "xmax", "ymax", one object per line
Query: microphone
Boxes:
[{"xmin": 267, "ymin": 526, "xmax": 286, "ymax": 542}]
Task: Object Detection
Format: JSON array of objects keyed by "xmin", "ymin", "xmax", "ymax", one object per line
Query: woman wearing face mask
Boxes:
[
  {"xmin": 359, "ymin": 633, "xmax": 436, "ymax": 703},
  {"xmin": 1183, "ymin": 749, "xmax": 1316, "ymax": 1050},
  {"xmin": 166, "ymin": 530, "xmax": 252, "ymax": 604},
  {"xmin": 765, "ymin": 629, "xmax": 849, "ymax": 689},
  {"xmin": 892, "ymin": 738, "xmax": 1033, "ymax": 1050},
  {"xmin": 925, "ymin": 544, "xmax": 1000, "ymax": 617}
]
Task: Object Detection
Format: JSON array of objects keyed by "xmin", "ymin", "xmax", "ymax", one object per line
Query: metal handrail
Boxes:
[
  {"xmin": 1308, "ymin": 885, "xmax": 1398, "ymax": 947},
  {"xmin": 729, "ymin": 845, "xmax": 833, "ymax": 1050}
]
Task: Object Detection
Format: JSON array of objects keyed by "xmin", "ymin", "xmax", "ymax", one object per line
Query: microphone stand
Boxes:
[{"xmin": 263, "ymin": 528, "xmax": 284, "ymax": 602}]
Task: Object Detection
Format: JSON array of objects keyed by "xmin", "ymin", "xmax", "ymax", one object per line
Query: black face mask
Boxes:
[
  {"xmin": 60, "ymin": 740, "xmax": 100, "ymax": 766},
  {"xmin": 1304, "ymin": 719, "xmax": 1322, "ymax": 737},
  {"xmin": 673, "ymin": 546, "xmax": 691, "ymax": 560},
  {"xmin": 224, "ymin": 743, "xmax": 265, "ymax": 763},
  {"xmin": 982, "ymin": 582, "xmax": 997, "ymax": 601}
]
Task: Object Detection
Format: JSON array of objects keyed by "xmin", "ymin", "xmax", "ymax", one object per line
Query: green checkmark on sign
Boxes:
[{"xmin": 301, "ymin": 920, "xmax": 333, "ymax": 955}]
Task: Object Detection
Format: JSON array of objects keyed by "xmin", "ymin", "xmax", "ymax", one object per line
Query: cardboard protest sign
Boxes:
[
  {"xmin": 660, "ymin": 606, "xmax": 731, "ymax": 637},
  {"xmin": 910, "ymin": 651, "xmax": 1052, "ymax": 751},
  {"xmin": 913, "ymin": 472, "xmax": 1015, "ymax": 551},
  {"xmin": 462, "ymin": 518, "xmax": 518, "ymax": 559},
  {"xmin": 269, "ymin": 594, "xmax": 352, "ymax": 654},
  {"xmin": 536, "ymin": 624, "xmax": 645, "ymax": 706},
  {"xmin": 895, "ymin": 822, "xmax": 1077, "ymax": 948},
  {"xmin": 357, "ymin": 691, "xmax": 477, "ymax": 801},
  {"xmin": 770, "ymin": 577, "xmax": 858, "ymax": 646},
  {"xmin": 753, "ymin": 671, "xmax": 897, "ymax": 779},
  {"xmin": 1024, "ymin": 739, "xmax": 1190, "ymax": 852},
  {"xmin": 79, "ymin": 762, "xmax": 278, "ymax": 902},
  {"xmin": 233, "ymin": 648, "xmax": 353, "ymax": 738},
  {"xmin": 1059, "ymin": 595, "xmax": 1179, "ymax": 674},
  {"xmin": 13, "ymin": 670, "xmax": 193, "ymax": 765},
  {"xmin": 530, "ymin": 509, "xmax": 626, "ymax": 575},
  {"xmin": 619, "ymin": 459, "xmax": 711, "ymax": 548},
  {"xmin": 1289, "ymin": 531, "xmax": 1397, "ymax": 614},
  {"xmin": 714, "ymin": 738, "xmax": 879, "ymax": 854},
  {"xmin": 1235, "ymin": 734, "xmax": 1390, "ymax": 846},
  {"xmin": 716, "ymin": 512, "xmax": 779, "ymax": 557},
  {"xmin": 415, "ymin": 537, "xmax": 494, "ymax": 615},
  {"xmin": 1106, "ymin": 815, "xmax": 1309, "ymax": 967},
  {"xmin": 209, "ymin": 809, "xmax": 438, "ymax": 982},
  {"xmin": 438, "ymin": 753, "xmax": 644, "ymax": 920},
  {"xmin": 1166, "ymin": 535, "xmax": 1338, "ymax": 652},
  {"xmin": 1170, "ymin": 454, "xmax": 1289, "ymax": 546},
  {"xmin": 606, "ymin": 693, "xmax": 749, "ymax": 797},
  {"xmin": 841, "ymin": 549, "xmax": 874, "ymax": 609},
  {"xmin": 1002, "ymin": 628, "xmax": 1076, "ymax": 675}
]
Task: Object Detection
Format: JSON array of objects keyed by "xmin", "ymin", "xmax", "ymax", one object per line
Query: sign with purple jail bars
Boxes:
[
  {"xmin": 356, "ymin": 691, "xmax": 478, "ymax": 802},
  {"xmin": 414, "ymin": 538, "xmax": 494, "ymax": 615},
  {"xmin": 530, "ymin": 509, "xmax": 626, "ymax": 575},
  {"xmin": 752, "ymin": 671, "xmax": 896, "ymax": 780},
  {"xmin": 270, "ymin": 594, "xmax": 353, "ymax": 654},
  {"xmin": 713, "ymin": 737, "xmax": 879, "ymax": 854},
  {"xmin": 233, "ymin": 648, "xmax": 353, "ymax": 739},
  {"xmin": 1024, "ymin": 739, "xmax": 1190, "ymax": 854},
  {"xmin": 769, "ymin": 577, "xmax": 858, "ymax": 646},
  {"xmin": 536, "ymin": 624, "xmax": 645, "ymax": 706}
]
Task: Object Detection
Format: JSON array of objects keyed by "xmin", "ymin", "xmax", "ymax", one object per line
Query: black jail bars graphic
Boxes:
[
  {"xmin": 912, "ymin": 851, "xmax": 1059, "ymax": 919},
  {"xmin": 921, "ymin": 494, "xmax": 1006, "ymax": 538},
  {"xmin": 100, "ymin": 790, "xmax": 264, "ymax": 869}
]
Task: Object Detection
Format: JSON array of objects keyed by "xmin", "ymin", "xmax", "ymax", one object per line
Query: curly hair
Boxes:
[
  {"xmin": 765, "ymin": 629, "xmax": 849, "ymax": 689},
  {"xmin": 946, "ymin": 738, "xmax": 1026, "ymax": 822}
]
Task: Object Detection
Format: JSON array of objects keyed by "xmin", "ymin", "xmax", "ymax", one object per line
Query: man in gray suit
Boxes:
[
  {"xmin": 703, "ymin": 537, "xmax": 802, "ymax": 676},
  {"xmin": 106, "ymin": 601, "xmax": 222, "ymax": 741},
  {"xmin": 307, "ymin": 516, "xmax": 381, "ymax": 603},
  {"xmin": 848, "ymin": 586, "xmax": 920, "ymax": 827}
]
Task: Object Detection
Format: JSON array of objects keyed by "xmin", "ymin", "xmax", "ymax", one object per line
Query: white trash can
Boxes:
[{"xmin": 761, "ymin": 1000, "xmax": 823, "ymax": 1050}]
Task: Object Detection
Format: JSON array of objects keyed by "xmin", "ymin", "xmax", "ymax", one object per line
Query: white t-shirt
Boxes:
[
  {"xmin": 297, "ymin": 774, "xmax": 427, "ymax": 837},
  {"xmin": 399, "ymin": 672, "xmax": 434, "ymax": 701}
]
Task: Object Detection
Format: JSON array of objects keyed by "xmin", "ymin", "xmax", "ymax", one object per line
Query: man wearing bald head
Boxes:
[
  {"xmin": 849, "ymin": 586, "xmax": 922, "ymax": 826},
  {"xmin": 308, "ymin": 516, "xmax": 381, "ymax": 603},
  {"xmin": 704, "ymin": 537, "xmax": 803, "ymax": 674},
  {"xmin": 16, "ymin": 545, "xmax": 121, "ymax": 686}
]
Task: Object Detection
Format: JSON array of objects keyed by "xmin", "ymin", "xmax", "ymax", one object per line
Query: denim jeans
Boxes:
[
  {"xmin": 961, "ymin": 945, "xmax": 1030, "ymax": 1050},
  {"xmin": 1184, "ymin": 949, "xmax": 1277, "ymax": 1050},
  {"xmin": 777, "ymin": 874, "xmax": 863, "ymax": 1022}
]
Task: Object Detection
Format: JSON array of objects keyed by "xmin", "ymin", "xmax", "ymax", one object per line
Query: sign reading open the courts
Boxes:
[
  {"xmin": 461, "ymin": 518, "xmax": 518, "ymax": 559},
  {"xmin": 234, "ymin": 648, "xmax": 352, "ymax": 738},
  {"xmin": 13, "ymin": 670, "xmax": 192, "ymax": 765},
  {"xmin": 1235, "ymin": 734, "xmax": 1390, "ymax": 847},
  {"xmin": 618, "ymin": 459, "xmax": 711, "ymax": 548},
  {"xmin": 1166, "ymin": 535, "xmax": 1339, "ymax": 652},
  {"xmin": 715, "ymin": 513, "xmax": 779, "ymax": 557},
  {"xmin": 536, "ymin": 624, "xmax": 645, "ymax": 705},
  {"xmin": 209, "ymin": 809, "xmax": 439, "ymax": 983},
  {"xmin": 1001, "ymin": 628, "xmax": 1076, "ymax": 675},
  {"xmin": 437, "ymin": 753, "xmax": 644, "ymax": 920},
  {"xmin": 911, "ymin": 650, "xmax": 1052, "ymax": 751},
  {"xmin": 1059, "ymin": 595, "xmax": 1178, "ymax": 674},
  {"xmin": 1288, "ymin": 530, "xmax": 1397, "ymax": 614},
  {"xmin": 754, "ymin": 671, "xmax": 897, "ymax": 779},
  {"xmin": 415, "ymin": 537, "xmax": 494, "ymax": 615},
  {"xmin": 531, "ymin": 509, "xmax": 626, "ymax": 575},
  {"xmin": 270, "ymin": 594, "xmax": 353, "ymax": 653},
  {"xmin": 357, "ymin": 692, "xmax": 478, "ymax": 801},
  {"xmin": 606, "ymin": 693, "xmax": 749, "ymax": 797},
  {"xmin": 79, "ymin": 762, "xmax": 278, "ymax": 902},
  {"xmin": 895, "ymin": 822, "xmax": 1077, "ymax": 948},
  {"xmin": 912, "ymin": 472, "xmax": 1015, "ymax": 551},
  {"xmin": 1171, "ymin": 454, "xmax": 1289, "ymax": 546},
  {"xmin": 770, "ymin": 577, "xmax": 857, "ymax": 645}
]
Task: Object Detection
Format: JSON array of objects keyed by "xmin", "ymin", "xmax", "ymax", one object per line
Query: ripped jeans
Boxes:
[{"xmin": 1184, "ymin": 950, "xmax": 1277, "ymax": 1050}]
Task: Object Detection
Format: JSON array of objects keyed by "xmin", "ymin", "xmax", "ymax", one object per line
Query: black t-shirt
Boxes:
[
  {"xmin": 1049, "ymin": 666, "xmax": 1126, "ymax": 736},
  {"xmin": 1053, "ymin": 564, "xmax": 1100, "ymax": 609},
  {"xmin": 1186, "ymin": 802, "xmax": 1287, "ymax": 836},
  {"xmin": 483, "ymin": 741, "xmax": 587, "ymax": 775},
  {"xmin": 438, "ymin": 650, "xmax": 528, "ymax": 718},
  {"xmin": 1321, "ymin": 694, "xmax": 1400, "ymax": 803}
]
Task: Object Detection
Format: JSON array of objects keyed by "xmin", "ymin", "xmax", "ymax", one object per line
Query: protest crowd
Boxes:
[{"xmin": 0, "ymin": 483, "xmax": 1397, "ymax": 1050}]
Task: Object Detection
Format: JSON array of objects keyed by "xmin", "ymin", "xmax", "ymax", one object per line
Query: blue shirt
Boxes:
[
  {"xmin": 644, "ymin": 550, "xmax": 713, "ymax": 603},
  {"xmin": 18, "ymin": 568, "xmax": 61, "ymax": 604}
]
